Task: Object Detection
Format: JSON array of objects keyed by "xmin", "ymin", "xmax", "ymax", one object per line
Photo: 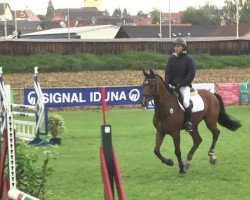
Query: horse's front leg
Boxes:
[
  {"xmin": 154, "ymin": 131, "xmax": 174, "ymax": 166},
  {"xmin": 172, "ymin": 132, "xmax": 185, "ymax": 173},
  {"xmin": 184, "ymin": 126, "xmax": 202, "ymax": 171}
]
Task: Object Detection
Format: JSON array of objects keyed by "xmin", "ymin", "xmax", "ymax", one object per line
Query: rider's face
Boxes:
[{"xmin": 174, "ymin": 44, "xmax": 183, "ymax": 54}]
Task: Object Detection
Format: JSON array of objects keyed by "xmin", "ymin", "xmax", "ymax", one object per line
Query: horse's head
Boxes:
[{"xmin": 142, "ymin": 69, "xmax": 158, "ymax": 107}]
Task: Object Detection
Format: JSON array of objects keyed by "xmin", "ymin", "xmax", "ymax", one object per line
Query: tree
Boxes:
[
  {"xmin": 137, "ymin": 10, "xmax": 148, "ymax": 18},
  {"xmin": 239, "ymin": 0, "xmax": 250, "ymax": 23},
  {"xmin": 149, "ymin": 8, "xmax": 161, "ymax": 24},
  {"xmin": 123, "ymin": 8, "xmax": 130, "ymax": 17},
  {"xmin": 223, "ymin": 0, "xmax": 250, "ymax": 24},
  {"xmin": 46, "ymin": 0, "xmax": 55, "ymax": 20},
  {"xmin": 181, "ymin": 4, "xmax": 221, "ymax": 25},
  {"xmin": 112, "ymin": 8, "xmax": 122, "ymax": 16},
  {"xmin": 103, "ymin": 9, "xmax": 110, "ymax": 16},
  {"xmin": 223, "ymin": 0, "xmax": 237, "ymax": 22}
]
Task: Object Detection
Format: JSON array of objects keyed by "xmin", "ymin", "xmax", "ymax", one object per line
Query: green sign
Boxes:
[{"xmin": 239, "ymin": 83, "xmax": 250, "ymax": 104}]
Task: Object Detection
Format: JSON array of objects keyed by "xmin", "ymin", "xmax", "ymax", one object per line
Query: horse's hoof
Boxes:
[
  {"xmin": 183, "ymin": 160, "xmax": 191, "ymax": 171},
  {"xmin": 179, "ymin": 169, "xmax": 186, "ymax": 175},
  {"xmin": 166, "ymin": 159, "xmax": 174, "ymax": 166},
  {"xmin": 209, "ymin": 156, "xmax": 217, "ymax": 165}
]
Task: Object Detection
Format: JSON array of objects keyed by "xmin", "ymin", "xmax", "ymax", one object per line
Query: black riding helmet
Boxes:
[{"xmin": 173, "ymin": 38, "xmax": 187, "ymax": 50}]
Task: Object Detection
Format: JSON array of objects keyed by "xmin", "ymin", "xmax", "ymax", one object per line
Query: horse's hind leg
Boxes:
[
  {"xmin": 154, "ymin": 131, "xmax": 174, "ymax": 166},
  {"xmin": 205, "ymin": 121, "xmax": 220, "ymax": 165},
  {"xmin": 184, "ymin": 126, "xmax": 202, "ymax": 170}
]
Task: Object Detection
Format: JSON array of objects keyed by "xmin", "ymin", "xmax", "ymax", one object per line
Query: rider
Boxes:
[{"xmin": 165, "ymin": 37, "xmax": 196, "ymax": 131}]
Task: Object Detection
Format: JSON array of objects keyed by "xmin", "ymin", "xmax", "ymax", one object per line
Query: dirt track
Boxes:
[{"xmin": 4, "ymin": 68, "xmax": 250, "ymax": 88}]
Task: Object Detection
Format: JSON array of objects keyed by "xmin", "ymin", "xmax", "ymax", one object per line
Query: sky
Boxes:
[{"xmin": 5, "ymin": 0, "xmax": 226, "ymax": 15}]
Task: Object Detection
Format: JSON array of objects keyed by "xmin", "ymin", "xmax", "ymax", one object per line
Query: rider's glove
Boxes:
[{"xmin": 174, "ymin": 83, "xmax": 181, "ymax": 91}]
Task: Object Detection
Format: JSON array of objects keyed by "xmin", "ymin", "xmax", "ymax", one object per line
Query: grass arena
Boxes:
[{"xmin": 2, "ymin": 68, "xmax": 250, "ymax": 200}]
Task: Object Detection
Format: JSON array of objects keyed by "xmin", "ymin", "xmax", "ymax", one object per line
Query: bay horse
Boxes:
[{"xmin": 142, "ymin": 69, "xmax": 241, "ymax": 174}]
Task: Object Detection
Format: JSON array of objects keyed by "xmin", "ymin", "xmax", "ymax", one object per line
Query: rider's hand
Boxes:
[{"xmin": 173, "ymin": 83, "xmax": 181, "ymax": 90}]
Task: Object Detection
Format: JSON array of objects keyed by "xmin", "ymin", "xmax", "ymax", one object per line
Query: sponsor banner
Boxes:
[
  {"xmin": 216, "ymin": 83, "xmax": 240, "ymax": 105},
  {"xmin": 24, "ymin": 86, "xmax": 143, "ymax": 108},
  {"xmin": 192, "ymin": 83, "xmax": 215, "ymax": 93},
  {"xmin": 239, "ymin": 82, "xmax": 250, "ymax": 104}
]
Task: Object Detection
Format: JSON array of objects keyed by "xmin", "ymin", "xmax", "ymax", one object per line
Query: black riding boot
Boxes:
[{"xmin": 184, "ymin": 105, "xmax": 193, "ymax": 131}]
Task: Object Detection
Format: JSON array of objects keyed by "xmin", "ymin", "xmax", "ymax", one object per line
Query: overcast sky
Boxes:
[{"xmin": 6, "ymin": 0, "xmax": 226, "ymax": 15}]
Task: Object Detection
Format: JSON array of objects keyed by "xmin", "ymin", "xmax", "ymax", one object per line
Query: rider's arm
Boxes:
[
  {"xmin": 180, "ymin": 57, "xmax": 196, "ymax": 86},
  {"xmin": 165, "ymin": 59, "xmax": 172, "ymax": 85}
]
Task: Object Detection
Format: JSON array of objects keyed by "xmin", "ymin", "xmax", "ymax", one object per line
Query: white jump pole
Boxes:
[
  {"xmin": 8, "ymin": 189, "xmax": 39, "ymax": 200},
  {"xmin": 11, "ymin": 104, "xmax": 36, "ymax": 111},
  {"xmin": 12, "ymin": 111, "xmax": 36, "ymax": 118}
]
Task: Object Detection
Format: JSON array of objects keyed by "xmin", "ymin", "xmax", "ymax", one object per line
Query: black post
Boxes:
[{"xmin": 101, "ymin": 124, "xmax": 114, "ymax": 198}]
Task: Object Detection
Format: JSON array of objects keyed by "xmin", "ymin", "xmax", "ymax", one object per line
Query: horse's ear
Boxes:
[
  {"xmin": 149, "ymin": 69, "xmax": 155, "ymax": 77},
  {"xmin": 142, "ymin": 69, "xmax": 148, "ymax": 77}
]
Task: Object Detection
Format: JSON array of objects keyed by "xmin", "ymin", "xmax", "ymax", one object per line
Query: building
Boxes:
[
  {"xmin": 0, "ymin": 24, "xmax": 14, "ymax": 37},
  {"xmin": 115, "ymin": 25, "xmax": 218, "ymax": 38},
  {"xmin": 211, "ymin": 24, "xmax": 250, "ymax": 37},
  {"xmin": 0, "ymin": 3, "xmax": 13, "ymax": 21},
  {"xmin": 52, "ymin": 7, "xmax": 104, "ymax": 27},
  {"xmin": 14, "ymin": 9, "xmax": 41, "ymax": 21},
  {"xmin": 162, "ymin": 12, "xmax": 183, "ymax": 24},
  {"xmin": 132, "ymin": 16, "xmax": 153, "ymax": 26},
  {"xmin": 84, "ymin": 0, "xmax": 103, "ymax": 11},
  {"xmin": 77, "ymin": 16, "xmax": 134, "ymax": 26}
]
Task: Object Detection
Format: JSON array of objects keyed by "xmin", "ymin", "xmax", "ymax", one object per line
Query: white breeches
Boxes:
[{"xmin": 180, "ymin": 86, "xmax": 191, "ymax": 108}]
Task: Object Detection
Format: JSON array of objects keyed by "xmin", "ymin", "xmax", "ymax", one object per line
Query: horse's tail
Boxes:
[{"xmin": 214, "ymin": 93, "xmax": 241, "ymax": 131}]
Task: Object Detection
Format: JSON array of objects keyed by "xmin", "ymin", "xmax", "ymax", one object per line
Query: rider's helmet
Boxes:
[{"xmin": 173, "ymin": 38, "xmax": 187, "ymax": 49}]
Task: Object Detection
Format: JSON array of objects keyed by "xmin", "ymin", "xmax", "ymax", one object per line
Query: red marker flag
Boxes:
[{"xmin": 101, "ymin": 86, "xmax": 107, "ymax": 124}]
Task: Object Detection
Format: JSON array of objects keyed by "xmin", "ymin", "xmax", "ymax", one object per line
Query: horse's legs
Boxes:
[
  {"xmin": 205, "ymin": 122, "xmax": 220, "ymax": 165},
  {"xmin": 184, "ymin": 126, "xmax": 202, "ymax": 170},
  {"xmin": 154, "ymin": 131, "xmax": 174, "ymax": 166},
  {"xmin": 172, "ymin": 132, "xmax": 185, "ymax": 173}
]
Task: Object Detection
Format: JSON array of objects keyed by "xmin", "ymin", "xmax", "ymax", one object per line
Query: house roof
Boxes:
[
  {"xmin": 52, "ymin": 15, "xmax": 64, "ymax": 21},
  {"xmin": 69, "ymin": 11, "xmax": 104, "ymax": 20},
  {"xmin": 0, "ymin": 21, "xmax": 41, "ymax": 34},
  {"xmin": 81, "ymin": 7, "xmax": 99, "ymax": 11},
  {"xmin": 115, "ymin": 25, "xmax": 218, "ymax": 38},
  {"xmin": 162, "ymin": 12, "xmax": 183, "ymax": 21},
  {"xmin": 211, "ymin": 24, "xmax": 250, "ymax": 37},
  {"xmin": 132, "ymin": 17, "xmax": 153, "ymax": 26},
  {"xmin": 24, "ymin": 10, "xmax": 41, "ymax": 21},
  {"xmin": 0, "ymin": 24, "xmax": 15, "ymax": 36},
  {"xmin": 38, "ymin": 21, "xmax": 62, "ymax": 30},
  {"xmin": 0, "ymin": 3, "xmax": 11, "ymax": 15},
  {"xmin": 14, "ymin": 10, "xmax": 41, "ymax": 21},
  {"xmin": 15, "ymin": 10, "xmax": 28, "ymax": 18},
  {"xmin": 54, "ymin": 8, "xmax": 104, "ymax": 21}
]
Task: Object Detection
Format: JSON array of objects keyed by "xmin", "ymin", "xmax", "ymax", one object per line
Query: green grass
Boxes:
[
  {"xmin": 1, "ymin": 52, "xmax": 250, "ymax": 73},
  {"xmin": 39, "ymin": 106, "xmax": 250, "ymax": 200}
]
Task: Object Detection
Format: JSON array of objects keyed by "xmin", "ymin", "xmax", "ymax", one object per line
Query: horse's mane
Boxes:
[{"xmin": 155, "ymin": 74, "xmax": 173, "ymax": 93}]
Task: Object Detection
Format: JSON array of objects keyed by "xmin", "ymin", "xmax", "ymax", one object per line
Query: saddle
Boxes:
[{"xmin": 177, "ymin": 88, "xmax": 205, "ymax": 113}]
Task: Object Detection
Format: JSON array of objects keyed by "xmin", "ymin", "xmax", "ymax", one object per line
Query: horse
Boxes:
[{"xmin": 142, "ymin": 69, "xmax": 241, "ymax": 174}]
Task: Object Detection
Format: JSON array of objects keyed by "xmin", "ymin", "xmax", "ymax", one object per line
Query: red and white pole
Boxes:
[
  {"xmin": 8, "ymin": 189, "xmax": 39, "ymax": 200},
  {"xmin": 101, "ymin": 86, "xmax": 107, "ymax": 124}
]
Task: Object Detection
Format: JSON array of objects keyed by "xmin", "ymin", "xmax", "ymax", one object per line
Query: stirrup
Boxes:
[{"xmin": 185, "ymin": 122, "xmax": 193, "ymax": 131}]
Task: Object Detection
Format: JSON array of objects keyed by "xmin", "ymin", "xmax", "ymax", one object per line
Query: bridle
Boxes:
[{"xmin": 142, "ymin": 77, "xmax": 158, "ymax": 107}]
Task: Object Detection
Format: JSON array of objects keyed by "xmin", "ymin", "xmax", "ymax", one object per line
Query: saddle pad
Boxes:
[{"xmin": 178, "ymin": 94, "xmax": 205, "ymax": 113}]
